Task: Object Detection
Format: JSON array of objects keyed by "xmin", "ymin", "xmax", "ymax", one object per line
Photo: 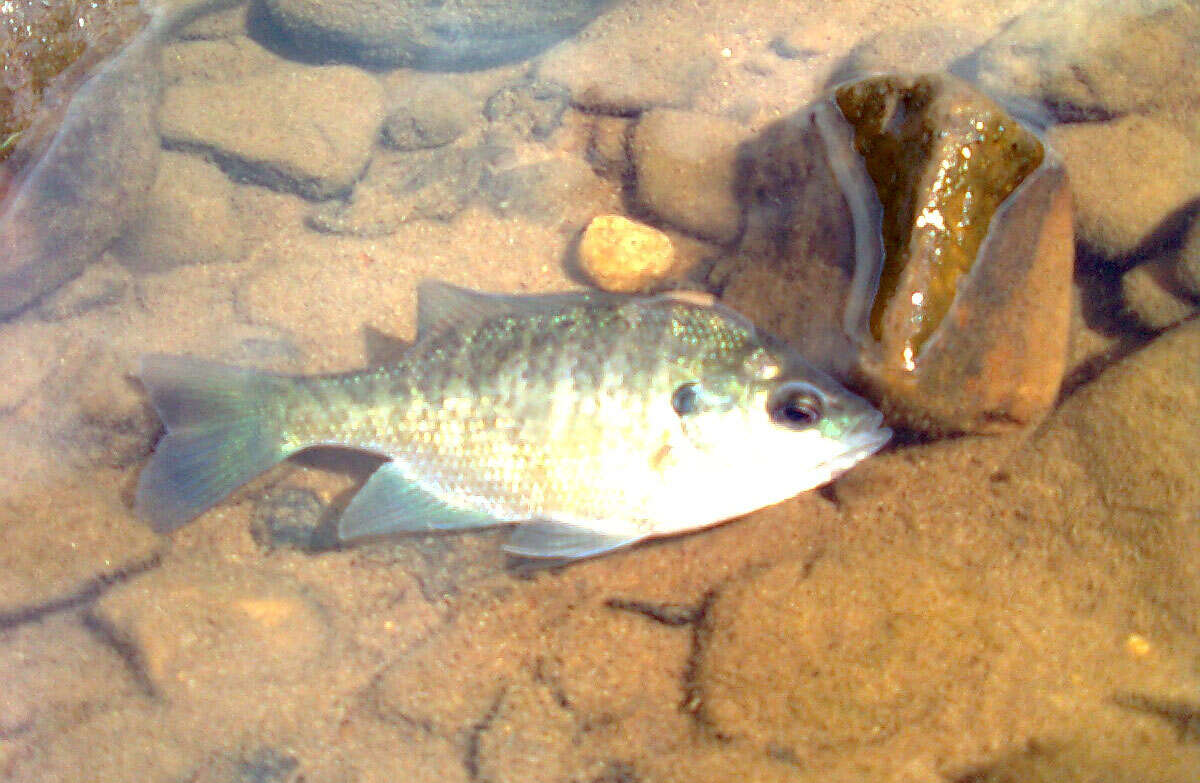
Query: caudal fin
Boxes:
[{"xmin": 136, "ymin": 355, "xmax": 296, "ymax": 532}]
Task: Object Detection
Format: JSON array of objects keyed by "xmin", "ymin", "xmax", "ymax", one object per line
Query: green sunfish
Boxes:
[{"xmin": 136, "ymin": 282, "xmax": 891, "ymax": 560}]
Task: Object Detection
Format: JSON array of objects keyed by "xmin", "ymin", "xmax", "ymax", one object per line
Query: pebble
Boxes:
[
  {"xmin": 577, "ymin": 214, "xmax": 675, "ymax": 293},
  {"xmin": 117, "ymin": 151, "xmax": 245, "ymax": 271},
  {"xmin": 261, "ymin": 0, "xmax": 609, "ymax": 68},
  {"xmin": 158, "ymin": 63, "xmax": 384, "ymax": 200},
  {"xmin": 1120, "ymin": 257, "xmax": 1197, "ymax": 332},
  {"xmin": 717, "ymin": 74, "xmax": 1074, "ymax": 434},
  {"xmin": 630, "ymin": 109, "xmax": 744, "ymax": 244},
  {"xmin": 250, "ymin": 487, "xmax": 327, "ymax": 551},
  {"xmin": 1049, "ymin": 115, "xmax": 1200, "ymax": 261}
]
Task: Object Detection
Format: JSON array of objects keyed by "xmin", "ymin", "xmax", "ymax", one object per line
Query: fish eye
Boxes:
[
  {"xmin": 671, "ymin": 382, "xmax": 700, "ymax": 416},
  {"xmin": 769, "ymin": 383, "xmax": 824, "ymax": 429}
]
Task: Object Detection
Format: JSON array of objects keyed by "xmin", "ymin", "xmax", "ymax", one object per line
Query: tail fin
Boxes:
[{"xmin": 136, "ymin": 355, "xmax": 298, "ymax": 532}]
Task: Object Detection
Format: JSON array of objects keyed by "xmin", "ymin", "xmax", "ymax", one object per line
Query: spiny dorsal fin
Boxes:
[{"xmin": 415, "ymin": 280, "xmax": 632, "ymax": 340}]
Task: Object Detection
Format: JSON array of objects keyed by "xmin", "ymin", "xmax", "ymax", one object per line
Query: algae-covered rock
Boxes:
[{"xmin": 716, "ymin": 73, "xmax": 1073, "ymax": 434}]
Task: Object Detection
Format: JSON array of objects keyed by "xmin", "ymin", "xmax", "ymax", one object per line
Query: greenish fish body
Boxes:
[{"xmin": 137, "ymin": 282, "xmax": 890, "ymax": 560}]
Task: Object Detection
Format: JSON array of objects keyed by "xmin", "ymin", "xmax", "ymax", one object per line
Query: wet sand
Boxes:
[{"xmin": 1, "ymin": 0, "xmax": 1198, "ymax": 780}]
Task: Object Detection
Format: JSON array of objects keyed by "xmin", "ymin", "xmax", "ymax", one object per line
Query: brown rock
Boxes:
[
  {"xmin": 1120, "ymin": 257, "xmax": 1198, "ymax": 331},
  {"xmin": 631, "ymin": 109, "xmax": 744, "ymax": 244},
  {"xmin": 117, "ymin": 151, "xmax": 245, "ymax": 271},
  {"xmin": 1049, "ymin": 115, "xmax": 1200, "ymax": 260},
  {"xmin": 158, "ymin": 63, "xmax": 384, "ymax": 199},
  {"xmin": 577, "ymin": 214, "xmax": 676, "ymax": 293}
]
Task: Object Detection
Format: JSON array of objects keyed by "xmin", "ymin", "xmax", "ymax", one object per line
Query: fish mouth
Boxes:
[{"xmin": 827, "ymin": 410, "xmax": 892, "ymax": 472}]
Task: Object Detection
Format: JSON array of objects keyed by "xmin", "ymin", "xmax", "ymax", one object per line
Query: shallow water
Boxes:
[{"xmin": 1, "ymin": 0, "xmax": 1198, "ymax": 780}]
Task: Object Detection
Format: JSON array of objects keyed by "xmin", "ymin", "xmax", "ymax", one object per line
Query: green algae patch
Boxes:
[{"xmin": 835, "ymin": 74, "xmax": 1045, "ymax": 369}]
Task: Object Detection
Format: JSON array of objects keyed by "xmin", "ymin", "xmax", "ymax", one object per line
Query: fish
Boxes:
[{"xmin": 135, "ymin": 281, "xmax": 891, "ymax": 560}]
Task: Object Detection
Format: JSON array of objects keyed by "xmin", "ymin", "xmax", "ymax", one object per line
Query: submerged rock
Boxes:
[
  {"xmin": 158, "ymin": 63, "xmax": 384, "ymax": 200},
  {"xmin": 577, "ymin": 214, "xmax": 676, "ymax": 293},
  {"xmin": 308, "ymin": 146, "xmax": 489, "ymax": 236},
  {"xmin": 483, "ymin": 80, "xmax": 571, "ymax": 144},
  {"xmin": 971, "ymin": 0, "xmax": 1200, "ymax": 124},
  {"xmin": 261, "ymin": 0, "xmax": 611, "ymax": 69},
  {"xmin": 1120, "ymin": 258, "xmax": 1198, "ymax": 332},
  {"xmin": 381, "ymin": 83, "xmax": 475, "ymax": 151},
  {"xmin": 117, "ymin": 151, "xmax": 245, "ymax": 270},
  {"xmin": 1049, "ymin": 115, "xmax": 1200, "ymax": 261},
  {"xmin": 630, "ymin": 109, "xmax": 745, "ymax": 245},
  {"xmin": 716, "ymin": 73, "xmax": 1073, "ymax": 435}
]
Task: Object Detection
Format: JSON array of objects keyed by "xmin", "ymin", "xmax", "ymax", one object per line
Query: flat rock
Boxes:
[
  {"xmin": 630, "ymin": 109, "xmax": 744, "ymax": 244},
  {"xmin": 1050, "ymin": 115, "xmax": 1200, "ymax": 261},
  {"xmin": 972, "ymin": 0, "xmax": 1200, "ymax": 123},
  {"xmin": 90, "ymin": 563, "xmax": 329, "ymax": 700},
  {"xmin": 261, "ymin": 0, "xmax": 610, "ymax": 69},
  {"xmin": 117, "ymin": 151, "xmax": 245, "ymax": 270},
  {"xmin": 537, "ymin": 4, "xmax": 716, "ymax": 114},
  {"xmin": 158, "ymin": 63, "xmax": 384, "ymax": 199}
]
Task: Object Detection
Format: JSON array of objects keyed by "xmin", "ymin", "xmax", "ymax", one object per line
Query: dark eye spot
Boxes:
[
  {"xmin": 672, "ymin": 382, "xmax": 700, "ymax": 416},
  {"xmin": 770, "ymin": 385, "xmax": 823, "ymax": 429}
]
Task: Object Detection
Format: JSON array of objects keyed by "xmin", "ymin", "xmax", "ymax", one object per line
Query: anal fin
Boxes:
[
  {"xmin": 503, "ymin": 520, "xmax": 643, "ymax": 560},
  {"xmin": 338, "ymin": 461, "xmax": 500, "ymax": 541}
]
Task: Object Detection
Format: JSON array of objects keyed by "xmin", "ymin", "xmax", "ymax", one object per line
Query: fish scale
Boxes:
[{"xmin": 134, "ymin": 281, "xmax": 891, "ymax": 561}]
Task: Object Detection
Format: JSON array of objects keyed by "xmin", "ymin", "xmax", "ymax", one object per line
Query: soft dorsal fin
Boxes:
[{"xmin": 415, "ymin": 280, "xmax": 631, "ymax": 340}]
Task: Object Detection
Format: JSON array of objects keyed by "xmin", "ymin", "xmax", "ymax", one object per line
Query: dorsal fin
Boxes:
[{"xmin": 415, "ymin": 280, "xmax": 632, "ymax": 340}]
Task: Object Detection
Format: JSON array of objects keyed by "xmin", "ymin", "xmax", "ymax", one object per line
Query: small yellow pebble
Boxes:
[
  {"xmin": 1125, "ymin": 633, "xmax": 1152, "ymax": 657},
  {"xmin": 578, "ymin": 214, "xmax": 675, "ymax": 293}
]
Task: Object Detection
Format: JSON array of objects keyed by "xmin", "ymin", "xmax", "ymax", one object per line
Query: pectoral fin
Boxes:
[
  {"xmin": 503, "ymin": 520, "xmax": 644, "ymax": 560},
  {"xmin": 338, "ymin": 461, "xmax": 500, "ymax": 541}
]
